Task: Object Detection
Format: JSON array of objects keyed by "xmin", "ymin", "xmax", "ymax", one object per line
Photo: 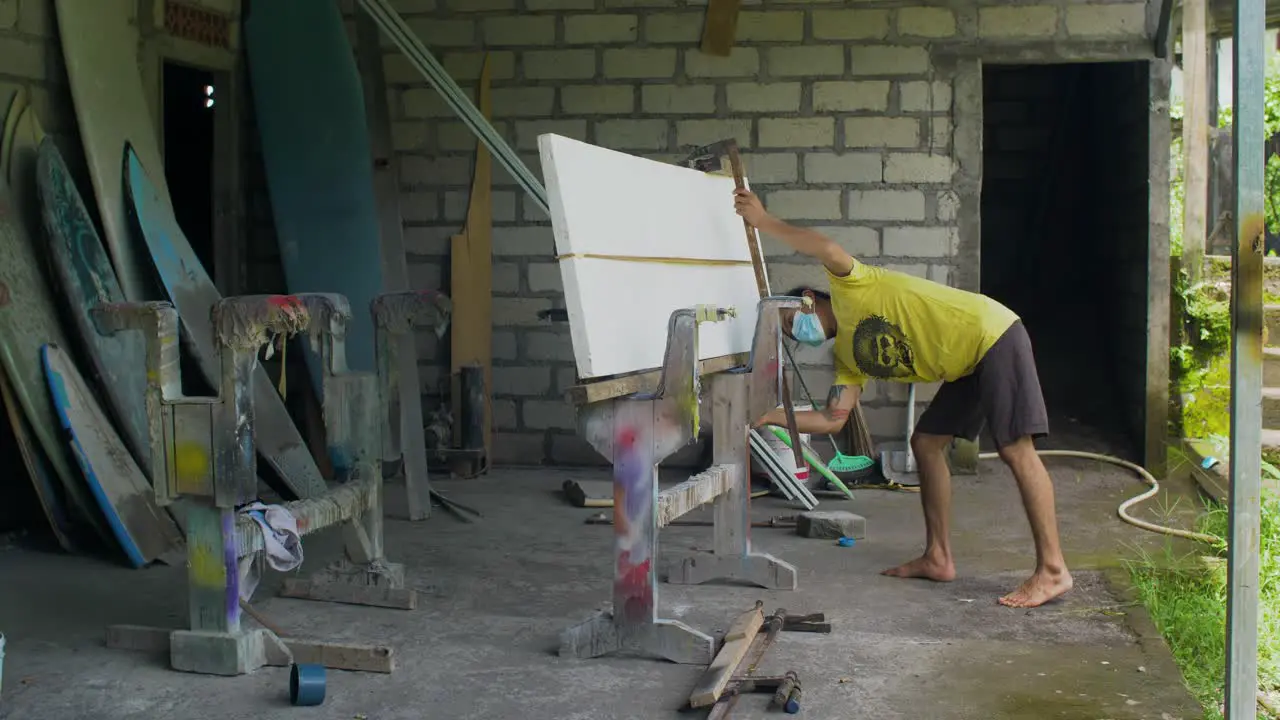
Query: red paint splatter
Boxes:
[
  {"xmin": 616, "ymin": 427, "xmax": 637, "ymax": 449},
  {"xmin": 615, "ymin": 551, "xmax": 653, "ymax": 623},
  {"xmin": 267, "ymin": 295, "xmax": 303, "ymax": 309}
]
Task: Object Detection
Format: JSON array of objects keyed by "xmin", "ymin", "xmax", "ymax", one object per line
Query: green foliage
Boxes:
[
  {"xmin": 1171, "ymin": 134, "xmax": 1187, "ymax": 256},
  {"xmin": 1169, "ymin": 268, "xmax": 1232, "ymax": 386},
  {"xmin": 1152, "ymin": 61, "xmax": 1280, "ymax": 720},
  {"xmin": 1128, "ymin": 486, "xmax": 1280, "ymax": 718},
  {"xmin": 1215, "ymin": 54, "xmax": 1280, "ymax": 238},
  {"xmin": 1215, "ymin": 54, "xmax": 1280, "ymax": 138},
  {"xmin": 1172, "ymin": 55, "xmax": 1280, "ymax": 251}
]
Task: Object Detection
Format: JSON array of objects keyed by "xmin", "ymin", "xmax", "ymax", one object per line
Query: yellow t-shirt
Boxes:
[{"xmin": 827, "ymin": 261, "xmax": 1019, "ymax": 388}]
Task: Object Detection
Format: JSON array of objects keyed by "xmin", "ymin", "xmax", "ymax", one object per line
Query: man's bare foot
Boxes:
[
  {"xmin": 998, "ymin": 568, "xmax": 1073, "ymax": 608},
  {"xmin": 881, "ymin": 554, "xmax": 956, "ymax": 582}
]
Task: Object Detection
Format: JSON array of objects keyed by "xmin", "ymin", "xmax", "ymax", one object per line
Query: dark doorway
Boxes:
[
  {"xmin": 980, "ymin": 62, "xmax": 1151, "ymax": 460},
  {"xmin": 162, "ymin": 61, "xmax": 218, "ymax": 397},
  {"xmin": 162, "ymin": 61, "xmax": 216, "ymax": 277}
]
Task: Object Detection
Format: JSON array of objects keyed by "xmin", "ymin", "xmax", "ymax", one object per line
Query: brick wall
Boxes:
[
  {"xmin": 348, "ymin": 0, "xmax": 1157, "ymax": 465},
  {"xmin": 0, "ymin": 0, "xmax": 86, "ymax": 199}
]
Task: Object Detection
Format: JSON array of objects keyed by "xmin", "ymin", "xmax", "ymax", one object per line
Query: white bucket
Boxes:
[{"xmin": 766, "ymin": 405, "xmax": 811, "ymax": 485}]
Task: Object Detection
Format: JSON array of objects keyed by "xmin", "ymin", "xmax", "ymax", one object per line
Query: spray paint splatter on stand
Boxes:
[{"xmin": 612, "ymin": 422, "xmax": 654, "ymax": 625}]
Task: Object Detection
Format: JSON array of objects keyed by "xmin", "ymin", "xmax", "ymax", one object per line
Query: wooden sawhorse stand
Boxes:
[
  {"xmin": 559, "ymin": 296, "xmax": 802, "ymax": 665},
  {"xmin": 371, "ymin": 290, "xmax": 453, "ymax": 521},
  {"xmin": 96, "ymin": 294, "xmax": 413, "ymax": 676}
]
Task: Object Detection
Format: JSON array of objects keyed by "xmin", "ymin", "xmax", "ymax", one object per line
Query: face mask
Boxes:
[{"xmin": 791, "ymin": 311, "xmax": 827, "ymax": 347}]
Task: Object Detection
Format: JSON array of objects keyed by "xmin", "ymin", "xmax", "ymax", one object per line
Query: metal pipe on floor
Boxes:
[{"xmin": 1224, "ymin": 0, "xmax": 1266, "ymax": 715}]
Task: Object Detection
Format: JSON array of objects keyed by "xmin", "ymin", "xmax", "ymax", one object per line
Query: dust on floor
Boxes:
[{"xmin": 0, "ymin": 449, "xmax": 1206, "ymax": 720}]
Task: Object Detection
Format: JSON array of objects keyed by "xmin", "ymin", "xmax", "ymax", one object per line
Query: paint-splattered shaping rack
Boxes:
[
  {"xmin": 97, "ymin": 294, "xmax": 449, "ymax": 677},
  {"xmin": 541, "ymin": 134, "xmax": 809, "ymax": 664}
]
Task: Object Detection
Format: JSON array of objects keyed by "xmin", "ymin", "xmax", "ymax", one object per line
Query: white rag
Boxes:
[{"xmin": 236, "ymin": 502, "xmax": 304, "ymax": 601}]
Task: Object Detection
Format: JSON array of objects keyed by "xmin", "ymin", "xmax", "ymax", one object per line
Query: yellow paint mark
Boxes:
[
  {"xmin": 188, "ymin": 540, "xmax": 225, "ymax": 588},
  {"xmin": 173, "ymin": 441, "xmax": 211, "ymax": 494}
]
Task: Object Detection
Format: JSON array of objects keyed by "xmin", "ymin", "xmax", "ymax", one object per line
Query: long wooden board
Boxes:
[
  {"xmin": 537, "ymin": 135, "xmax": 764, "ymax": 379},
  {"xmin": 451, "ymin": 57, "xmax": 494, "ymax": 470},
  {"xmin": 689, "ymin": 605, "xmax": 765, "ymax": 707},
  {"xmin": 42, "ymin": 344, "xmax": 183, "ymax": 567},
  {"xmin": 124, "ymin": 145, "xmax": 329, "ymax": 501},
  {"xmin": 38, "ymin": 136, "xmax": 151, "ymax": 474},
  {"xmin": 0, "ymin": 168, "xmax": 106, "ymax": 542},
  {"xmin": 56, "ymin": 0, "xmax": 171, "ymax": 303},
  {"xmin": 244, "ymin": 0, "xmax": 384, "ymax": 380},
  {"xmin": 353, "ymin": 10, "xmax": 425, "ymax": 478}
]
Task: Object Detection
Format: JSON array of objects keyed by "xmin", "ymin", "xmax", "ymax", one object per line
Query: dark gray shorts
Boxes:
[{"xmin": 914, "ymin": 320, "xmax": 1049, "ymax": 449}]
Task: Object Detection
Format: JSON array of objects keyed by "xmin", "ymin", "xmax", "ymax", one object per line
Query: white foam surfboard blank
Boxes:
[{"xmin": 539, "ymin": 134, "xmax": 766, "ymax": 379}]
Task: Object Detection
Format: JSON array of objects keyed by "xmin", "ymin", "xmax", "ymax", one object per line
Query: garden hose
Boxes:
[
  {"xmin": 976, "ymin": 449, "xmax": 1220, "ymax": 545},
  {"xmin": 776, "ymin": 339, "xmax": 1218, "ymax": 545}
]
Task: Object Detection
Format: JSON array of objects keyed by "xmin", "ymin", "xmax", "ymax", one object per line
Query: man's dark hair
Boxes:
[{"xmin": 784, "ymin": 286, "xmax": 830, "ymax": 302}]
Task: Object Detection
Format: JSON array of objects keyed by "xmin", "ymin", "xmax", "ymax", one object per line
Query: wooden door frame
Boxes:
[
  {"xmin": 937, "ymin": 40, "xmax": 1172, "ymax": 476},
  {"xmin": 138, "ymin": 0, "xmax": 246, "ymax": 298}
]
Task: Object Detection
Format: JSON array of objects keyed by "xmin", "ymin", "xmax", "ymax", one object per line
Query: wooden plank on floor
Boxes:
[
  {"xmin": 279, "ymin": 578, "xmax": 417, "ymax": 610},
  {"xmin": 283, "ymin": 639, "xmax": 396, "ymax": 673},
  {"xmin": 689, "ymin": 605, "xmax": 764, "ymax": 707},
  {"xmin": 106, "ymin": 624, "xmax": 172, "ymax": 653}
]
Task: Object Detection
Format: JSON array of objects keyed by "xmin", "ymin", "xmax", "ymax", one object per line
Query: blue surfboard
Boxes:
[
  {"xmin": 245, "ymin": 0, "xmax": 384, "ymax": 388},
  {"xmin": 123, "ymin": 144, "xmax": 329, "ymax": 500},
  {"xmin": 37, "ymin": 136, "xmax": 150, "ymax": 474},
  {"xmin": 42, "ymin": 343, "xmax": 182, "ymax": 567}
]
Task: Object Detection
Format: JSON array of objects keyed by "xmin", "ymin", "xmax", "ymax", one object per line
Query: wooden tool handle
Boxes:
[
  {"xmin": 780, "ymin": 372, "xmax": 806, "ymax": 474},
  {"xmin": 726, "ymin": 142, "xmax": 769, "ymax": 298}
]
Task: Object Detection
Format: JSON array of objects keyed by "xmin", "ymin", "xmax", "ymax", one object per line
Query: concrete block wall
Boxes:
[
  {"xmin": 0, "ymin": 0, "xmax": 87, "ymax": 195},
  {"xmin": 352, "ymin": 0, "xmax": 1155, "ymax": 465}
]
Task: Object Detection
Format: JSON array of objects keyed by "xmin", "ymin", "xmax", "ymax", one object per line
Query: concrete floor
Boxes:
[{"xmin": 0, "ymin": 431, "xmax": 1208, "ymax": 720}]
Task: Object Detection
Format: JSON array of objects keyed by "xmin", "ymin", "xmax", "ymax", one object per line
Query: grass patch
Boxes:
[{"xmin": 1127, "ymin": 480, "xmax": 1280, "ymax": 718}]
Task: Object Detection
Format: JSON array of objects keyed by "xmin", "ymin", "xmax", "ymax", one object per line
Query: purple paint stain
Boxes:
[
  {"xmin": 222, "ymin": 510, "xmax": 240, "ymax": 627},
  {"xmin": 612, "ymin": 420, "xmax": 656, "ymax": 623},
  {"xmin": 615, "ymin": 426, "xmax": 648, "ymax": 520}
]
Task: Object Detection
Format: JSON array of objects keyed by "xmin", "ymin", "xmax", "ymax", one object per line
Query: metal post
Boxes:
[{"xmin": 1224, "ymin": 0, "xmax": 1266, "ymax": 715}]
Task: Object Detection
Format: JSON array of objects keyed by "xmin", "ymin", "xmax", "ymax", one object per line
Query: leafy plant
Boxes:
[
  {"xmin": 1216, "ymin": 53, "xmax": 1280, "ymax": 238},
  {"xmin": 1128, "ymin": 487, "xmax": 1280, "ymax": 719},
  {"xmin": 1169, "ymin": 267, "xmax": 1232, "ymax": 384}
]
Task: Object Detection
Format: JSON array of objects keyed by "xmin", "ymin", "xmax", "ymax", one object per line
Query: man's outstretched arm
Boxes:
[
  {"xmin": 734, "ymin": 189, "xmax": 855, "ymax": 278},
  {"xmin": 755, "ymin": 383, "xmax": 861, "ymax": 435}
]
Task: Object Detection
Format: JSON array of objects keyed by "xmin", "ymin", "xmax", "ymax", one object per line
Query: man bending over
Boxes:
[{"xmin": 734, "ymin": 189, "xmax": 1072, "ymax": 609}]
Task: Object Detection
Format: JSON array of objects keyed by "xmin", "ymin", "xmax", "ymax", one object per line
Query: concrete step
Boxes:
[
  {"xmin": 1266, "ymin": 387, "xmax": 1280, "ymax": 428},
  {"xmin": 1265, "ymin": 428, "xmax": 1280, "ymax": 456},
  {"xmin": 1268, "ymin": 348, "xmax": 1280, "ymax": 386}
]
